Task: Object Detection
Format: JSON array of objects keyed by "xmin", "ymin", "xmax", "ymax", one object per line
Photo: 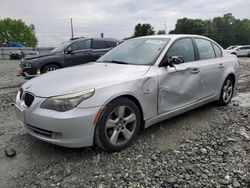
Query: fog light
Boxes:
[{"xmin": 37, "ymin": 68, "xmax": 41, "ymax": 75}]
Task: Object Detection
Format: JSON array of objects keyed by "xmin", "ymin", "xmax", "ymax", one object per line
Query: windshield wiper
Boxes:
[
  {"xmin": 98, "ymin": 60, "xmax": 128, "ymax": 64},
  {"xmin": 110, "ymin": 60, "xmax": 128, "ymax": 64}
]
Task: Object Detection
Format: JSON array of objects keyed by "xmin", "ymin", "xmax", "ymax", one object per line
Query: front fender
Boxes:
[
  {"xmin": 38, "ymin": 57, "xmax": 65, "ymax": 69},
  {"xmin": 77, "ymin": 76, "xmax": 158, "ymax": 121}
]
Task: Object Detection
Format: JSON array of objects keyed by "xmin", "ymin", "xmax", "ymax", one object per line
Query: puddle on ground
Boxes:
[{"xmin": 232, "ymin": 92, "xmax": 250, "ymax": 107}]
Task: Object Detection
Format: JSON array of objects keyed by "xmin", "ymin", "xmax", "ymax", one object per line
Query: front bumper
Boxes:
[
  {"xmin": 18, "ymin": 59, "xmax": 39, "ymax": 79},
  {"xmin": 15, "ymin": 93, "xmax": 100, "ymax": 148}
]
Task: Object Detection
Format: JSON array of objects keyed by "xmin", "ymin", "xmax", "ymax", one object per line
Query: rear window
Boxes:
[
  {"xmin": 105, "ymin": 41, "xmax": 117, "ymax": 48},
  {"xmin": 212, "ymin": 43, "xmax": 222, "ymax": 57},
  {"xmin": 92, "ymin": 40, "xmax": 106, "ymax": 49},
  {"xmin": 195, "ymin": 38, "xmax": 215, "ymax": 60}
]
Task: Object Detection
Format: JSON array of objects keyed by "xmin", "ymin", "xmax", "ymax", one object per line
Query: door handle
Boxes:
[
  {"xmin": 218, "ymin": 63, "xmax": 224, "ymax": 68},
  {"xmin": 191, "ymin": 68, "xmax": 200, "ymax": 74}
]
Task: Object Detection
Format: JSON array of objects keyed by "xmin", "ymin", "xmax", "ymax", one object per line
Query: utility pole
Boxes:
[{"xmin": 70, "ymin": 18, "xmax": 74, "ymax": 39}]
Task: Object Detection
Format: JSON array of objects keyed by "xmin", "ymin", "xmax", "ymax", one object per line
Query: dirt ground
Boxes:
[{"xmin": 0, "ymin": 58, "xmax": 249, "ymax": 187}]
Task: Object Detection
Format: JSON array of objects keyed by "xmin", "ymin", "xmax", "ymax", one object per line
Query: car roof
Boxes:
[
  {"xmin": 137, "ymin": 34, "xmax": 212, "ymax": 40},
  {"xmin": 74, "ymin": 37, "xmax": 119, "ymax": 42}
]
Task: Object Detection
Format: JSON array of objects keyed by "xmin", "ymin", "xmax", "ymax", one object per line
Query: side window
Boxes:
[
  {"xmin": 195, "ymin": 38, "xmax": 215, "ymax": 60},
  {"xmin": 105, "ymin": 41, "xmax": 117, "ymax": 48},
  {"xmin": 72, "ymin": 40, "xmax": 91, "ymax": 51},
  {"xmin": 167, "ymin": 38, "xmax": 195, "ymax": 62},
  {"xmin": 92, "ymin": 40, "xmax": 106, "ymax": 49},
  {"xmin": 212, "ymin": 43, "xmax": 222, "ymax": 57}
]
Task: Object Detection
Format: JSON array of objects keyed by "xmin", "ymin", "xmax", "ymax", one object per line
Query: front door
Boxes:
[
  {"xmin": 158, "ymin": 38, "xmax": 201, "ymax": 114},
  {"xmin": 64, "ymin": 39, "xmax": 92, "ymax": 67}
]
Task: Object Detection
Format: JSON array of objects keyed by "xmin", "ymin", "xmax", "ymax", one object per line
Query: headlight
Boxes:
[
  {"xmin": 40, "ymin": 89, "xmax": 95, "ymax": 112},
  {"xmin": 23, "ymin": 63, "xmax": 32, "ymax": 68}
]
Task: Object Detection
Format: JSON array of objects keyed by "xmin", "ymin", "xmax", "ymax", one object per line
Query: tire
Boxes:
[
  {"xmin": 217, "ymin": 76, "xmax": 234, "ymax": 106},
  {"xmin": 94, "ymin": 97, "xmax": 141, "ymax": 151},
  {"xmin": 42, "ymin": 64, "xmax": 60, "ymax": 73}
]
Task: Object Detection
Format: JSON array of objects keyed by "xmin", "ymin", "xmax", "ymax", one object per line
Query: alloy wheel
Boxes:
[
  {"xmin": 45, "ymin": 66, "xmax": 58, "ymax": 72},
  {"xmin": 222, "ymin": 79, "xmax": 233, "ymax": 103},
  {"xmin": 105, "ymin": 105, "xmax": 137, "ymax": 146}
]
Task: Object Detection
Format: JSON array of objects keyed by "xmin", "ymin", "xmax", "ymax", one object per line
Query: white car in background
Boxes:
[
  {"xmin": 226, "ymin": 45, "xmax": 250, "ymax": 57},
  {"xmin": 225, "ymin": 45, "xmax": 238, "ymax": 50}
]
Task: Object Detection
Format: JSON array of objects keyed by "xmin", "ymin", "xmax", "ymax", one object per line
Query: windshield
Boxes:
[
  {"xmin": 97, "ymin": 38, "xmax": 170, "ymax": 65},
  {"xmin": 51, "ymin": 41, "xmax": 73, "ymax": 53}
]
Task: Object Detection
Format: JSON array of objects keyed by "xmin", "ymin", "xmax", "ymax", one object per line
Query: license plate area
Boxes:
[{"xmin": 15, "ymin": 105, "xmax": 24, "ymax": 123}]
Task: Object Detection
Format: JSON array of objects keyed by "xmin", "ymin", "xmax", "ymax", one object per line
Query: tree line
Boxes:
[{"xmin": 131, "ymin": 13, "xmax": 250, "ymax": 48}]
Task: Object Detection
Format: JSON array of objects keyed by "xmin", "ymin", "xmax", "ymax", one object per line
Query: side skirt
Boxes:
[{"xmin": 144, "ymin": 95, "xmax": 217, "ymax": 128}]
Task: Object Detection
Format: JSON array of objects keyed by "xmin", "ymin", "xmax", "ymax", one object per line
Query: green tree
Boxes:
[
  {"xmin": 133, "ymin": 23, "xmax": 155, "ymax": 37},
  {"xmin": 170, "ymin": 18, "xmax": 205, "ymax": 35},
  {"xmin": 157, "ymin": 30, "xmax": 166, "ymax": 35},
  {"xmin": 0, "ymin": 18, "xmax": 38, "ymax": 47},
  {"xmin": 169, "ymin": 13, "xmax": 250, "ymax": 48}
]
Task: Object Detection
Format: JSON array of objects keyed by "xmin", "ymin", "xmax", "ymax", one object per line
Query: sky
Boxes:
[{"xmin": 0, "ymin": 0, "xmax": 250, "ymax": 47}]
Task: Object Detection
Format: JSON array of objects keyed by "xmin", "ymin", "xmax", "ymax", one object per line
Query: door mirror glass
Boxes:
[
  {"xmin": 168, "ymin": 56, "xmax": 184, "ymax": 65},
  {"xmin": 162, "ymin": 56, "xmax": 184, "ymax": 67}
]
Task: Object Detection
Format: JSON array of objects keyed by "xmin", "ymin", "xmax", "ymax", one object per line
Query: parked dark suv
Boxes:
[{"xmin": 18, "ymin": 38, "xmax": 119, "ymax": 79}]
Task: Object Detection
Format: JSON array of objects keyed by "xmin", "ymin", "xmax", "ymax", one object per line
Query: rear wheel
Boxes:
[
  {"xmin": 217, "ymin": 76, "xmax": 234, "ymax": 106},
  {"xmin": 94, "ymin": 97, "xmax": 141, "ymax": 151},
  {"xmin": 42, "ymin": 64, "xmax": 60, "ymax": 73}
]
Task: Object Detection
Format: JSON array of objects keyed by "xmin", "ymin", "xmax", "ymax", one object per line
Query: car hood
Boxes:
[
  {"xmin": 24, "ymin": 51, "xmax": 56, "ymax": 60},
  {"xmin": 22, "ymin": 63, "xmax": 151, "ymax": 97}
]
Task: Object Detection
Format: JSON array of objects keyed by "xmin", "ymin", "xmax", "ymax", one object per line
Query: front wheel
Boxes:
[
  {"xmin": 42, "ymin": 64, "xmax": 60, "ymax": 73},
  {"xmin": 217, "ymin": 76, "xmax": 234, "ymax": 106},
  {"xmin": 94, "ymin": 98, "xmax": 141, "ymax": 151}
]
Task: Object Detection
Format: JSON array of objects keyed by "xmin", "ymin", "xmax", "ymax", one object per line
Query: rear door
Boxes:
[
  {"xmin": 158, "ymin": 38, "xmax": 201, "ymax": 114},
  {"xmin": 91, "ymin": 39, "xmax": 109, "ymax": 61},
  {"xmin": 64, "ymin": 39, "xmax": 92, "ymax": 67},
  {"xmin": 193, "ymin": 38, "xmax": 224, "ymax": 99}
]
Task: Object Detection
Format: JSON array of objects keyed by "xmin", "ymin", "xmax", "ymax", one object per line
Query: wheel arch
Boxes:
[
  {"xmin": 41, "ymin": 62, "xmax": 62, "ymax": 72},
  {"xmin": 119, "ymin": 94, "xmax": 145, "ymax": 130},
  {"xmin": 227, "ymin": 73, "xmax": 236, "ymax": 86},
  {"xmin": 97, "ymin": 93, "xmax": 145, "ymax": 130}
]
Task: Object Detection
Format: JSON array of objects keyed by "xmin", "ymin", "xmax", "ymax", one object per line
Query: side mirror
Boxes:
[
  {"xmin": 168, "ymin": 56, "xmax": 184, "ymax": 64},
  {"xmin": 162, "ymin": 56, "xmax": 184, "ymax": 67},
  {"xmin": 65, "ymin": 47, "xmax": 72, "ymax": 54}
]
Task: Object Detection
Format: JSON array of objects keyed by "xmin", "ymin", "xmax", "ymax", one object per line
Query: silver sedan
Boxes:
[{"xmin": 15, "ymin": 35, "xmax": 240, "ymax": 151}]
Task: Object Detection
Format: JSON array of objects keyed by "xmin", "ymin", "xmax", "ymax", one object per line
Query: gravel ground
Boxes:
[{"xmin": 0, "ymin": 58, "xmax": 249, "ymax": 188}]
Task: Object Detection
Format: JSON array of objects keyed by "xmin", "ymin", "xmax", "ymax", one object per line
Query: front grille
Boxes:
[
  {"xmin": 27, "ymin": 124, "xmax": 52, "ymax": 138},
  {"xmin": 24, "ymin": 93, "xmax": 34, "ymax": 107}
]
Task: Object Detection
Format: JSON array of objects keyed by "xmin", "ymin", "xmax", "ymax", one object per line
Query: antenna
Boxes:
[{"xmin": 70, "ymin": 18, "xmax": 74, "ymax": 39}]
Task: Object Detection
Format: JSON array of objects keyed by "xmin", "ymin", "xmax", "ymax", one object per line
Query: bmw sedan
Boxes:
[{"xmin": 15, "ymin": 35, "xmax": 240, "ymax": 151}]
